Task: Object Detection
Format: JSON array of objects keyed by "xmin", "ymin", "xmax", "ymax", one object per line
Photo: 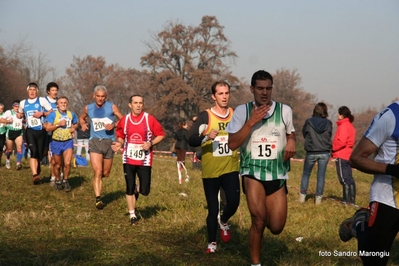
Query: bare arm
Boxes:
[
  {"xmin": 284, "ymin": 132, "xmax": 296, "ymax": 162},
  {"xmin": 79, "ymin": 105, "xmax": 89, "ymax": 131},
  {"xmin": 349, "ymin": 136, "xmax": 387, "ymax": 175}
]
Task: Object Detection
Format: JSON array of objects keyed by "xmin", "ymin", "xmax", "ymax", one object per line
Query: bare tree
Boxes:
[{"xmin": 140, "ymin": 16, "xmax": 240, "ymax": 120}]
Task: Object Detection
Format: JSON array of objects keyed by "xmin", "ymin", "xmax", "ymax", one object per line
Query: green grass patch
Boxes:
[{"xmin": 1, "ymin": 156, "xmax": 398, "ymax": 265}]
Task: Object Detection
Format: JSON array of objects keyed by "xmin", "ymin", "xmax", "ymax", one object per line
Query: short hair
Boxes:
[
  {"xmin": 94, "ymin": 85, "xmax": 107, "ymax": 93},
  {"xmin": 12, "ymin": 100, "xmax": 20, "ymax": 106},
  {"xmin": 211, "ymin": 81, "xmax": 230, "ymax": 95},
  {"xmin": 27, "ymin": 82, "xmax": 39, "ymax": 91},
  {"xmin": 251, "ymin": 70, "xmax": 273, "ymax": 87},
  {"xmin": 178, "ymin": 122, "xmax": 187, "ymax": 130},
  {"xmin": 338, "ymin": 106, "xmax": 354, "ymax": 123},
  {"xmin": 56, "ymin": 96, "xmax": 69, "ymax": 104},
  {"xmin": 129, "ymin": 94, "xmax": 143, "ymax": 103},
  {"xmin": 46, "ymin": 82, "xmax": 59, "ymax": 93},
  {"xmin": 313, "ymin": 102, "xmax": 328, "ymax": 118}
]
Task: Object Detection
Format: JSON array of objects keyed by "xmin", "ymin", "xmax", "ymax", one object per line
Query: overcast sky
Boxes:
[{"xmin": 1, "ymin": 0, "xmax": 398, "ymax": 111}]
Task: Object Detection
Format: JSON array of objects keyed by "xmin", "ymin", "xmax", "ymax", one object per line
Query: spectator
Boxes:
[
  {"xmin": 299, "ymin": 102, "xmax": 332, "ymax": 204},
  {"xmin": 76, "ymin": 121, "xmax": 91, "ymax": 161}
]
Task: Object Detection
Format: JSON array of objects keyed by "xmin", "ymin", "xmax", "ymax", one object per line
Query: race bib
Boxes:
[
  {"xmin": 59, "ymin": 117, "xmax": 72, "ymax": 128},
  {"xmin": 12, "ymin": 121, "xmax": 22, "ymax": 129},
  {"xmin": 251, "ymin": 136, "xmax": 278, "ymax": 160},
  {"xmin": 92, "ymin": 118, "xmax": 106, "ymax": 131},
  {"xmin": 127, "ymin": 143, "xmax": 145, "ymax": 160},
  {"xmin": 28, "ymin": 116, "xmax": 41, "ymax": 127},
  {"xmin": 212, "ymin": 135, "xmax": 232, "ymax": 157},
  {"xmin": 92, "ymin": 118, "xmax": 113, "ymax": 131}
]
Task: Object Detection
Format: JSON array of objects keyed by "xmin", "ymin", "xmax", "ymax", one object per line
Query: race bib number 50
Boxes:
[
  {"xmin": 251, "ymin": 136, "xmax": 278, "ymax": 160},
  {"xmin": 212, "ymin": 135, "xmax": 232, "ymax": 157}
]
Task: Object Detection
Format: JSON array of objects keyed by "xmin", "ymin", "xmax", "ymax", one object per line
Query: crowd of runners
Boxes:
[{"xmin": 1, "ymin": 72, "xmax": 398, "ymax": 265}]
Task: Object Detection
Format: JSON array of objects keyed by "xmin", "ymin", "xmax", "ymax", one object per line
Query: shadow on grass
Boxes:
[
  {"xmin": 137, "ymin": 204, "xmax": 167, "ymax": 219},
  {"xmin": 0, "ymin": 237, "xmax": 100, "ymax": 265},
  {"xmin": 102, "ymin": 190, "xmax": 125, "ymax": 205}
]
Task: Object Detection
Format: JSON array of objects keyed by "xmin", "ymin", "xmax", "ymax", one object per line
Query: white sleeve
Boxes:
[
  {"xmin": 18, "ymin": 100, "xmax": 25, "ymax": 113},
  {"xmin": 3, "ymin": 110, "xmax": 11, "ymax": 119},
  {"xmin": 364, "ymin": 109, "xmax": 395, "ymax": 148},
  {"xmin": 282, "ymin": 104, "xmax": 295, "ymax": 134},
  {"xmin": 39, "ymin": 97, "xmax": 53, "ymax": 111},
  {"xmin": 226, "ymin": 104, "xmax": 247, "ymax": 134}
]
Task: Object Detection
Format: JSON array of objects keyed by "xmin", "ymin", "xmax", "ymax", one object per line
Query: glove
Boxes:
[{"xmin": 386, "ymin": 164, "xmax": 399, "ymax": 178}]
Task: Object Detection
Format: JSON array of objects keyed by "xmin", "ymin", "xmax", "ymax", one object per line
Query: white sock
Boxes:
[{"xmin": 129, "ymin": 210, "xmax": 136, "ymax": 218}]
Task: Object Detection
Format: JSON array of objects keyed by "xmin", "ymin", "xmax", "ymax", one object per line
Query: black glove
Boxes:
[{"xmin": 386, "ymin": 164, "xmax": 399, "ymax": 178}]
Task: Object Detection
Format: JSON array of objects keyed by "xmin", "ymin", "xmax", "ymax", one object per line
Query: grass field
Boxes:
[{"xmin": 1, "ymin": 154, "xmax": 398, "ymax": 266}]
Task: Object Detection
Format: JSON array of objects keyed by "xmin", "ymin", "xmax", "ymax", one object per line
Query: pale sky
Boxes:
[{"xmin": 1, "ymin": 0, "xmax": 398, "ymax": 111}]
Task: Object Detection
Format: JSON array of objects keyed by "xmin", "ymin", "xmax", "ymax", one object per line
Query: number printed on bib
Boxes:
[
  {"xmin": 92, "ymin": 118, "xmax": 106, "ymax": 132},
  {"xmin": 12, "ymin": 121, "xmax": 22, "ymax": 129},
  {"xmin": 127, "ymin": 143, "xmax": 145, "ymax": 160},
  {"xmin": 212, "ymin": 135, "xmax": 232, "ymax": 157},
  {"xmin": 28, "ymin": 116, "xmax": 40, "ymax": 127},
  {"xmin": 251, "ymin": 136, "xmax": 278, "ymax": 160}
]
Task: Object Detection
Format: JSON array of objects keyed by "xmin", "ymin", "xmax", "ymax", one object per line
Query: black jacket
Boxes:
[
  {"xmin": 174, "ymin": 128, "xmax": 189, "ymax": 150},
  {"xmin": 302, "ymin": 116, "xmax": 332, "ymax": 153}
]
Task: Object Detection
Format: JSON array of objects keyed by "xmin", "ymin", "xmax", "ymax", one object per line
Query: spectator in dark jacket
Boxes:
[
  {"xmin": 299, "ymin": 102, "xmax": 332, "ymax": 204},
  {"xmin": 174, "ymin": 122, "xmax": 189, "ymax": 165}
]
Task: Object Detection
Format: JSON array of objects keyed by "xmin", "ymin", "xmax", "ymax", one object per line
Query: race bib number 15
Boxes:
[{"xmin": 251, "ymin": 136, "xmax": 278, "ymax": 160}]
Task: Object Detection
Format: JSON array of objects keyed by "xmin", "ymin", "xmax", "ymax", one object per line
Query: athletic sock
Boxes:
[
  {"xmin": 5, "ymin": 150, "xmax": 10, "ymax": 159},
  {"xmin": 16, "ymin": 150, "xmax": 23, "ymax": 162},
  {"xmin": 129, "ymin": 210, "xmax": 136, "ymax": 218},
  {"xmin": 96, "ymin": 196, "xmax": 101, "ymax": 202}
]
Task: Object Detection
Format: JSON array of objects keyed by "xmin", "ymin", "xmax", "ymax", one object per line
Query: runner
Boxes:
[
  {"xmin": 226, "ymin": 70, "xmax": 296, "ymax": 266},
  {"xmin": 1, "ymin": 100, "xmax": 24, "ymax": 170},
  {"xmin": 79, "ymin": 85, "xmax": 123, "ymax": 209},
  {"xmin": 44, "ymin": 96, "xmax": 78, "ymax": 192},
  {"xmin": 188, "ymin": 81, "xmax": 240, "ymax": 253},
  {"xmin": 18, "ymin": 82, "xmax": 53, "ymax": 184},
  {"xmin": 111, "ymin": 94, "xmax": 165, "ymax": 224}
]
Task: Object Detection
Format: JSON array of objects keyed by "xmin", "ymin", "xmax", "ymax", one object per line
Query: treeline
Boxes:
[{"xmin": 0, "ymin": 16, "xmax": 386, "ymax": 157}]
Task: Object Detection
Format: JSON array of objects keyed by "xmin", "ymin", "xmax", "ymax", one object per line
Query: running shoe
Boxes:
[
  {"xmin": 298, "ymin": 193, "xmax": 306, "ymax": 203},
  {"xmin": 5, "ymin": 160, "xmax": 10, "ymax": 170},
  {"xmin": 315, "ymin": 195, "xmax": 323, "ymax": 205},
  {"xmin": 32, "ymin": 175, "xmax": 41, "ymax": 185},
  {"xmin": 96, "ymin": 200, "xmax": 105, "ymax": 210},
  {"xmin": 16, "ymin": 163, "xmax": 22, "ymax": 170},
  {"xmin": 63, "ymin": 180, "xmax": 71, "ymax": 192},
  {"xmin": 130, "ymin": 215, "xmax": 140, "ymax": 225},
  {"xmin": 220, "ymin": 222, "xmax": 231, "ymax": 243},
  {"xmin": 339, "ymin": 207, "xmax": 370, "ymax": 242},
  {"xmin": 55, "ymin": 180, "xmax": 63, "ymax": 190},
  {"xmin": 206, "ymin": 242, "xmax": 217, "ymax": 254}
]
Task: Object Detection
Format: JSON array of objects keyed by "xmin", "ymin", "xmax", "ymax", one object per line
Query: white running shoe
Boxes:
[
  {"xmin": 5, "ymin": 160, "xmax": 10, "ymax": 170},
  {"xmin": 206, "ymin": 242, "xmax": 217, "ymax": 253}
]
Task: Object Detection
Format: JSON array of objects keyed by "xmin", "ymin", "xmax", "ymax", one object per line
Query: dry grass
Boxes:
[{"xmin": 0, "ymin": 155, "xmax": 398, "ymax": 266}]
